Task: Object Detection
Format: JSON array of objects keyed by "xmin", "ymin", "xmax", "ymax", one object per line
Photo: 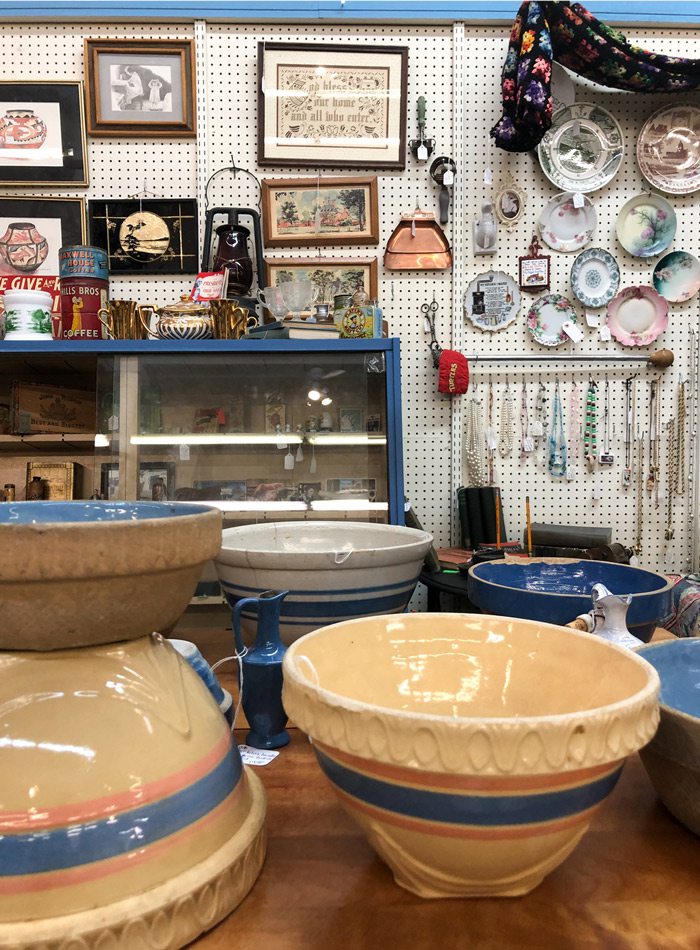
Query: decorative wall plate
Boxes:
[
  {"xmin": 570, "ymin": 247, "xmax": 620, "ymax": 309},
  {"xmin": 464, "ymin": 270, "xmax": 520, "ymax": 331},
  {"xmin": 606, "ymin": 286, "xmax": 669, "ymax": 347},
  {"xmin": 637, "ymin": 104, "xmax": 700, "ymax": 195},
  {"xmin": 538, "ymin": 192, "xmax": 596, "ymax": 253},
  {"xmin": 526, "ymin": 293, "xmax": 578, "ymax": 347},
  {"xmin": 537, "ymin": 102, "xmax": 624, "ymax": 193},
  {"xmin": 653, "ymin": 250, "xmax": 700, "ymax": 303},
  {"xmin": 615, "ymin": 193, "xmax": 676, "ymax": 259}
]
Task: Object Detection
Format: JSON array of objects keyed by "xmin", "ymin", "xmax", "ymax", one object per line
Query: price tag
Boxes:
[
  {"xmin": 521, "ymin": 436, "xmax": 535, "ymax": 453},
  {"xmin": 566, "ymin": 465, "xmax": 579, "ymax": 482},
  {"xmin": 424, "ymin": 316, "xmax": 432, "ymax": 333},
  {"xmin": 585, "ymin": 310, "xmax": 599, "ymax": 328},
  {"xmin": 483, "ymin": 167, "xmax": 493, "ymax": 185},
  {"xmin": 417, "ymin": 144, "xmax": 428, "ymax": 162},
  {"xmin": 572, "ymin": 192, "xmax": 585, "ymax": 208},
  {"xmin": 599, "ymin": 325, "xmax": 611, "ymax": 342},
  {"xmin": 485, "ymin": 425, "xmax": 498, "ymax": 450},
  {"xmin": 442, "ymin": 169, "xmax": 454, "ymax": 186},
  {"xmin": 108, "ymin": 414, "xmax": 119, "ymax": 431},
  {"xmin": 179, "ymin": 443, "xmax": 190, "ymax": 461},
  {"xmin": 592, "ymin": 486, "xmax": 603, "ymax": 501},
  {"xmin": 530, "ymin": 420, "xmax": 544, "ymax": 437},
  {"xmin": 238, "ymin": 745, "xmax": 280, "ymax": 766},
  {"xmin": 562, "ymin": 320, "xmax": 584, "ymax": 343}
]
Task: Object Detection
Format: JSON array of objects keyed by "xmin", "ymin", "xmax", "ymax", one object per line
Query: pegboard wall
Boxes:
[{"xmin": 0, "ymin": 17, "xmax": 698, "ymax": 576}]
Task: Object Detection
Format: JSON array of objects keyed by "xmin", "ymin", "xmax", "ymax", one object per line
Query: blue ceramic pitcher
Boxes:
[{"xmin": 232, "ymin": 589, "xmax": 290, "ymax": 750}]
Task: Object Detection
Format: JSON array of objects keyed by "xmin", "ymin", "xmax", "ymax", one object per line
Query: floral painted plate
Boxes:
[
  {"xmin": 606, "ymin": 286, "xmax": 669, "ymax": 347},
  {"xmin": 526, "ymin": 293, "xmax": 579, "ymax": 347},
  {"xmin": 616, "ymin": 193, "xmax": 676, "ymax": 258},
  {"xmin": 538, "ymin": 102, "xmax": 624, "ymax": 193},
  {"xmin": 570, "ymin": 247, "xmax": 620, "ymax": 309},
  {"xmin": 637, "ymin": 104, "xmax": 700, "ymax": 195},
  {"xmin": 464, "ymin": 270, "xmax": 520, "ymax": 331},
  {"xmin": 653, "ymin": 251, "xmax": 700, "ymax": 303},
  {"xmin": 538, "ymin": 192, "xmax": 597, "ymax": 253}
]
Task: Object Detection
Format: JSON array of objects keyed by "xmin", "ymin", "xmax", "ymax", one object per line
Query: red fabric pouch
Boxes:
[{"xmin": 438, "ymin": 349, "xmax": 469, "ymax": 394}]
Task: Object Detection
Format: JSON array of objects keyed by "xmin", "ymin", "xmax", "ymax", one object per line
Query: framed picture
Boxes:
[
  {"xmin": 366, "ymin": 412, "xmax": 382, "ymax": 433},
  {"xmin": 193, "ymin": 479, "xmax": 247, "ymax": 501},
  {"xmin": 0, "ymin": 81, "xmax": 88, "ymax": 186},
  {"xmin": 325, "ymin": 477, "xmax": 377, "ymax": 500},
  {"xmin": 258, "ymin": 42, "xmax": 408, "ymax": 169},
  {"xmin": 88, "ymin": 198, "xmax": 198, "ymax": 275},
  {"xmin": 84, "ymin": 38, "xmax": 196, "ymax": 137},
  {"xmin": 494, "ymin": 180, "xmax": 526, "ymax": 229},
  {"xmin": 338, "ymin": 407, "xmax": 364, "ymax": 433},
  {"xmin": 0, "ymin": 197, "xmax": 85, "ymax": 278},
  {"xmin": 518, "ymin": 236, "xmax": 550, "ymax": 293},
  {"xmin": 261, "ymin": 176, "xmax": 379, "ymax": 248},
  {"xmin": 265, "ymin": 257, "xmax": 378, "ymax": 303}
]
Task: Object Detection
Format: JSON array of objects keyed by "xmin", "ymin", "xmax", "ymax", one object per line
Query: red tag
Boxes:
[{"xmin": 438, "ymin": 349, "xmax": 469, "ymax": 394}]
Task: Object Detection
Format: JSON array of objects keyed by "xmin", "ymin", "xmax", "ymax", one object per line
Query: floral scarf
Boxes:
[{"xmin": 492, "ymin": 2, "xmax": 700, "ymax": 152}]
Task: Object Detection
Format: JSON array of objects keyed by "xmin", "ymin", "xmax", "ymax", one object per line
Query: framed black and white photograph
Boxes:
[
  {"xmin": 0, "ymin": 81, "xmax": 88, "ymax": 186},
  {"xmin": 258, "ymin": 42, "xmax": 408, "ymax": 168},
  {"xmin": 88, "ymin": 198, "xmax": 198, "ymax": 275},
  {"xmin": 0, "ymin": 197, "xmax": 85, "ymax": 278},
  {"xmin": 84, "ymin": 38, "xmax": 196, "ymax": 137}
]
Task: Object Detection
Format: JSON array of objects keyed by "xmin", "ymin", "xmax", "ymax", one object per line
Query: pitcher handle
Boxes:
[
  {"xmin": 256, "ymin": 290, "xmax": 268, "ymax": 307},
  {"xmin": 97, "ymin": 307, "xmax": 115, "ymax": 339},
  {"xmin": 232, "ymin": 597, "xmax": 259, "ymax": 655},
  {"xmin": 137, "ymin": 305, "xmax": 155, "ymax": 338}
]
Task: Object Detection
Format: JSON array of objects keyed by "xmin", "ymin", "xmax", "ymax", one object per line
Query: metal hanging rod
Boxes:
[{"xmin": 468, "ymin": 354, "xmax": 665, "ymax": 364}]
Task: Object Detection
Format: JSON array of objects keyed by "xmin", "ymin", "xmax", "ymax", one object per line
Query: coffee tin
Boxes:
[
  {"xmin": 57, "ymin": 276, "xmax": 109, "ymax": 340},
  {"xmin": 58, "ymin": 245, "xmax": 109, "ymax": 282}
]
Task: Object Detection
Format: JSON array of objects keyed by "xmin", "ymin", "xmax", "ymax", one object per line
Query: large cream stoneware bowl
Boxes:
[
  {"xmin": 283, "ymin": 613, "xmax": 660, "ymax": 898},
  {"xmin": 0, "ymin": 501, "xmax": 222, "ymax": 650},
  {"xmin": 214, "ymin": 521, "xmax": 433, "ymax": 644}
]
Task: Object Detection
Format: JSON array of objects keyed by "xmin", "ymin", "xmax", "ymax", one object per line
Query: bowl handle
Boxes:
[{"xmin": 293, "ymin": 654, "xmax": 320, "ymax": 686}]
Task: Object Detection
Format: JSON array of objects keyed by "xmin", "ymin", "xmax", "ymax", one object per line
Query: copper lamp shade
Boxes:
[{"xmin": 384, "ymin": 210, "xmax": 452, "ymax": 270}]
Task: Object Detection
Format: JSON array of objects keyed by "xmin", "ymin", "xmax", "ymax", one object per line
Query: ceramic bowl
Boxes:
[
  {"xmin": 283, "ymin": 613, "xmax": 659, "ymax": 898},
  {"xmin": 0, "ymin": 634, "xmax": 266, "ymax": 946},
  {"xmin": 0, "ymin": 501, "xmax": 222, "ymax": 651},
  {"xmin": 636, "ymin": 638, "xmax": 700, "ymax": 835},
  {"xmin": 214, "ymin": 521, "xmax": 433, "ymax": 644},
  {"xmin": 467, "ymin": 558, "xmax": 672, "ymax": 642}
]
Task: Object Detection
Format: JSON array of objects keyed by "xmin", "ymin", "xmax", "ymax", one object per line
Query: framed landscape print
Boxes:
[
  {"xmin": 265, "ymin": 257, "xmax": 378, "ymax": 303},
  {"xmin": 88, "ymin": 198, "xmax": 198, "ymax": 274},
  {"xmin": 258, "ymin": 42, "xmax": 408, "ymax": 168},
  {"xmin": 0, "ymin": 81, "xmax": 88, "ymax": 186},
  {"xmin": 0, "ymin": 197, "xmax": 85, "ymax": 278},
  {"xmin": 262, "ymin": 176, "xmax": 379, "ymax": 248},
  {"xmin": 84, "ymin": 38, "xmax": 196, "ymax": 137}
]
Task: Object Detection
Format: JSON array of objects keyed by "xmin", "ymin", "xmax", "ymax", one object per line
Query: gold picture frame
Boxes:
[
  {"xmin": 265, "ymin": 257, "xmax": 378, "ymax": 304},
  {"xmin": 262, "ymin": 176, "xmax": 379, "ymax": 248}
]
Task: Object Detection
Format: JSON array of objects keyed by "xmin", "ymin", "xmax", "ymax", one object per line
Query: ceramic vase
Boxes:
[
  {"xmin": 0, "ymin": 108, "xmax": 47, "ymax": 148},
  {"xmin": 232, "ymin": 589, "xmax": 290, "ymax": 749},
  {"xmin": 3, "ymin": 289, "xmax": 53, "ymax": 339},
  {"xmin": 0, "ymin": 221, "xmax": 48, "ymax": 273}
]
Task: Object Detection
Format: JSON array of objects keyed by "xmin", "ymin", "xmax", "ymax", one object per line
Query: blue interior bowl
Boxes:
[
  {"xmin": 0, "ymin": 500, "xmax": 213, "ymax": 524},
  {"xmin": 637, "ymin": 639, "xmax": 700, "ymax": 719},
  {"xmin": 467, "ymin": 559, "xmax": 673, "ymax": 642}
]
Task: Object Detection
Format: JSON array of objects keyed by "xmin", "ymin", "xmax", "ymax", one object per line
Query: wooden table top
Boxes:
[{"xmin": 193, "ymin": 728, "xmax": 700, "ymax": 950}]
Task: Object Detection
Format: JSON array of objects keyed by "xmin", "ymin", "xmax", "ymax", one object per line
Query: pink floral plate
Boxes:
[
  {"xmin": 526, "ymin": 293, "xmax": 579, "ymax": 347},
  {"xmin": 606, "ymin": 286, "xmax": 669, "ymax": 347},
  {"xmin": 538, "ymin": 192, "xmax": 597, "ymax": 253}
]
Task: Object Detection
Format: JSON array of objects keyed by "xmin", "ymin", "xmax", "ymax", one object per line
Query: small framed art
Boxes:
[
  {"xmin": 262, "ymin": 176, "xmax": 379, "ymax": 248},
  {"xmin": 88, "ymin": 198, "xmax": 198, "ymax": 275},
  {"xmin": 518, "ymin": 235, "xmax": 550, "ymax": 293},
  {"xmin": 0, "ymin": 197, "xmax": 85, "ymax": 278},
  {"xmin": 84, "ymin": 38, "xmax": 196, "ymax": 137},
  {"xmin": 258, "ymin": 42, "xmax": 408, "ymax": 168},
  {"xmin": 0, "ymin": 81, "xmax": 88, "ymax": 186},
  {"xmin": 338, "ymin": 407, "xmax": 364, "ymax": 433},
  {"xmin": 265, "ymin": 257, "xmax": 378, "ymax": 303}
]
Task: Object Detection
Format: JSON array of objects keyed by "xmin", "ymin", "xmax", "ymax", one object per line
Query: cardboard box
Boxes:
[
  {"xmin": 26, "ymin": 461, "xmax": 86, "ymax": 500},
  {"xmin": 11, "ymin": 382, "xmax": 95, "ymax": 434}
]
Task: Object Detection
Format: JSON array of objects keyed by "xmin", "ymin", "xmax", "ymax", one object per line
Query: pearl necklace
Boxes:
[{"xmin": 464, "ymin": 393, "xmax": 486, "ymax": 487}]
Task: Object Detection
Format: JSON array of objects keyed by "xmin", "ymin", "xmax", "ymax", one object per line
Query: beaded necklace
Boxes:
[
  {"xmin": 464, "ymin": 391, "xmax": 486, "ymax": 487},
  {"xmin": 547, "ymin": 380, "xmax": 567, "ymax": 478},
  {"xmin": 498, "ymin": 381, "xmax": 515, "ymax": 458},
  {"xmin": 583, "ymin": 380, "xmax": 597, "ymax": 472}
]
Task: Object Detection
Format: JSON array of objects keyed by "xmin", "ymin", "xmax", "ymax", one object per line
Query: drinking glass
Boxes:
[{"xmin": 280, "ymin": 279, "xmax": 319, "ymax": 320}]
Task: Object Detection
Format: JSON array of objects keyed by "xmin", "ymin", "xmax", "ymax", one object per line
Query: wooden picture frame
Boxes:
[
  {"xmin": 518, "ymin": 241, "xmax": 551, "ymax": 293},
  {"xmin": 258, "ymin": 42, "xmax": 408, "ymax": 169},
  {"xmin": 84, "ymin": 38, "xmax": 196, "ymax": 137},
  {"xmin": 0, "ymin": 197, "xmax": 85, "ymax": 279},
  {"xmin": 265, "ymin": 257, "xmax": 378, "ymax": 304},
  {"xmin": 262, "ymin": 176, "xmax": 379, "ymax": 247},
  {"xmin": 88, "ymin": 198, "xmax": 198, "ymax": 275},
  {"xmin": 0, "ymin": 81, "xmax": 88, "ymax": 186}
]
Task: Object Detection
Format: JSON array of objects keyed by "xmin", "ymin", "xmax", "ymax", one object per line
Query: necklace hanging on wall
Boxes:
[
  {"xmin": 647, "ymin": 379, "xmax": 661, "ymax": 508},
  {"xmin": 675, "ymin": 378, "xmax": 687, "ymax": 496},
  {"xmin": 520, "ymin": 381, "xmax": 534, "ymax": 456},
  {"xmin": 634, "ymin": 431, "xmax": 644, "ymax": 561},
  {"xmin": 567, "ymin": 381, "xmax": 581, "ymax": 481},
  {"xmin": 548, "ymin": 379, "xmax": 567, "ymax": 478},
  {"xmin": 498, "ymin": 380, "xmax": 515, "ymax": 458},
  {"xmin": 531, "ymin": 379, "xmax": 547, "ymax": 467},
  {"xmin": 599, "ymin": 377, "xmax": 614, "ymax": 466},
  {"xmin": 583, "ymin": 380, "xmax": 597, "ymax": 472},
  {"xmin": 665, "ymin": 415, "xmax": 676, "ymax": 541},
  {"xmin": 486, "ymin": 379, "xmax": 497, "ymax": 486},
  {"xmin": 622, "ymin": 375, "xmax": 635, "ymax": 488},
  {"xmin": 464, "ymin": 388, "xmax": 486, "ymax": 487}
]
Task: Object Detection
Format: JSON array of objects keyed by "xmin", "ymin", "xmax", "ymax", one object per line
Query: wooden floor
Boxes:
[{"xmin": 175, "ymin": 612, "xmax": 700, "ymax": 949}]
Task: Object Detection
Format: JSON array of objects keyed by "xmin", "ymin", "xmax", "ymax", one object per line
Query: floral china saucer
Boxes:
[
  {"xmin": 538, "ymin": 192, "xmax": 597, "ymax": 253},
  {"xmin": 653, "ymin": 251, "xmax": 700, "ymax": 303},
  {"xmin": 616, "ymin": 193, "xmax": 676, "ymax": 258},
  {"xmin": 606, "ymin": 286, "xmax": 669, "ymax": 347},
  {"xmin": 637, "ymin": 104, "xmax": 700, "ymax": 195},
  {"xmin": 538, "ymin": 102, "xmax": 624, "ymax": 193},
  {"xmin": 570, "ymin": 247, "xmax": 620, "ymax": 309},
  {"xmin": 527, "ymin": 293, "xmax": 579, "ymax": 347}
]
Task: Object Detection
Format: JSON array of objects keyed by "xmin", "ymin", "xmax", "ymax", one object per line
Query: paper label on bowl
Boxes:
[
  {"xmin": 239, "ymin": 745, "xmax": 280, "ymax": 766},
  {"xmin": 562, "ymin": 320, "xmax": 584, "ymax": 343}
]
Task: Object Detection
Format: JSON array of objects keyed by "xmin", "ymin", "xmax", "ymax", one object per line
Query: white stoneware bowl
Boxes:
[
  {"xmin": 283, "ymin": 613, "xmax": 659, "ymax": 898},
  {"xmin": 214, "ymin": 521, "xmax": 433, "ymax": 644},
  {"xmin": 0, "ymin": 634, "xmax": 266, "ymax": 949},
  {"xmin": 0, "ymin": 501, "xmax": 222, "ymax": 651}
]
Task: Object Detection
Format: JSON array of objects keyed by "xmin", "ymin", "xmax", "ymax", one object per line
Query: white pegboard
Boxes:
[{"xmin": 1, "ymin": 17, "xmax": 698, "ymax": 577}]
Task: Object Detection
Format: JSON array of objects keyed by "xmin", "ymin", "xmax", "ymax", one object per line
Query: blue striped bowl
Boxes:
[
  {"xmin": 214, "ymin": 521, "xmax": 433, "ymax": 644},
  {"xmin": 283, "ymin": 613, "xmax": 659, "ymax": 898}
]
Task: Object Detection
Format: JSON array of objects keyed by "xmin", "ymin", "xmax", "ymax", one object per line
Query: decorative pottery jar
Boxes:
[
  {"xmin": 139, "ymin": 296, "xmax": 213, "ymax": 340},
  {"xmin": 0, "ymin": 108, "xmax": 47, "ymax": 148},
  {"xmin": 283, "ymin": 612, "xmax": 660, "ymax": 898},
  {"xmin": 2, "ymin": 288, "xmax": 53, "ymax": 339},
  {"xmin": 0, "ymin": 221, "xmax": 48, "ymax": 272}
]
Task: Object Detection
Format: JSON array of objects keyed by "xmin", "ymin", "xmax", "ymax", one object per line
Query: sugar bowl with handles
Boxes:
[{"xmin": 137, "ymin": 296, "xmax": 213, "ymax": 341}]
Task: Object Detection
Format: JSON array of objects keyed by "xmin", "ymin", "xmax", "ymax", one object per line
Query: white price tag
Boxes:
[
  {"xmin": 485, "ymin": 425, "xmax": 498, "ymax": 450},
  {"xmin": 108, "ymin": 414, "xmax": 119, "ymax": 431},
  {"xmin": 585, "ymin": 310, "xmax": 599, "ymax": 328},
  {"xmin": 592, "ymin": 486, "xmax": 603, "ymax": 501},
  {"xmin": 424, "ymin": 316, "xmax": 432, "ymax": 333},
  {"xmin": 572, "ymin": 192, "xmax": 585, "ymax": 208},
  {"xmin": 562, "ymin": 319, "xmax": 584, "ymax": 343},
  {"xmin": 566, "ymin": 465, "xmax": 579, "ymax": 482},
  {"xmin": 238, "ymin": 745, "xmax": 280, "ymax": 767},
  {"xmin": 530, "ymin": 420, "xmax": 544, "ymax": 437},
  {"xmin": 442, "ymin": 169, "xmax": 454, "ymax": 186},
  {"xmin": 521, "ymin": 436, "xmax": 535, "ymax": 453},
  {"xmin": 599, "ymin": 325, "xmax": 611, "ymax": 341},
  {"xmin": 483, "ymin": 166, "xmax": 493, "ymax": 185},
  {"xmin": 417, "ymin": 144, "xmax": 429, "ymax": 162},
  {"xmin": 179, "ymin": 443, "xmax": 190, "ymax": 461}
]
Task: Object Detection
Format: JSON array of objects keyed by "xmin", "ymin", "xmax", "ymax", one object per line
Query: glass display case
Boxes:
[{"xmin": 95, "ymin": 338, "xmax": 405, "ymax": 525}]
